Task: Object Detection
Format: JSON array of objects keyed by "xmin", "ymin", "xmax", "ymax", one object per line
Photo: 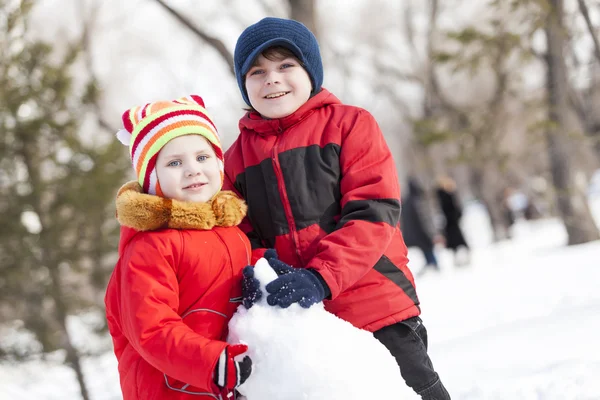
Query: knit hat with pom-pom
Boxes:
[{"xmin": 115, "ymin": 95, "xmax": 223, "ymax": 196}]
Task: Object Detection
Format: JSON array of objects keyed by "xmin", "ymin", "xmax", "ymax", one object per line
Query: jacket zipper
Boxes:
[
  {"xmin": 271, "ymin": 128, "xmax": 303, "ymax": 266},
  {"xmin": 236, "ymin": 231, "xmax": 251, "ymax": 265}
]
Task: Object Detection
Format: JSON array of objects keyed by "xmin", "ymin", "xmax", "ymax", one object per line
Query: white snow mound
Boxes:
[{"xmin": 228, "ymin": 257, "xmax": 405, "ymax": 400}]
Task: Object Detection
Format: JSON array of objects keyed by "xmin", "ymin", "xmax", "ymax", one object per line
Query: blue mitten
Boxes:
[
  {"xmin": 241, "ymin": 249, "xmax": 288, "ymax": 309},
  {"xmin": 264, "ymin": 252, "xmax": 328, "ymax": 309},
  {"xmin": 242, "ymin": 266, "xmax": 262, "ymax": 309}
]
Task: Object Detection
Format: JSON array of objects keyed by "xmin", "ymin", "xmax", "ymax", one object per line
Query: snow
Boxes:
[
  {"xmin": 228, "ymin": 258, "xmax": 405, "ymax": 400},
  {"xmin": 1, "ymin": 196, "xmax": 600, "ymax": 399}
]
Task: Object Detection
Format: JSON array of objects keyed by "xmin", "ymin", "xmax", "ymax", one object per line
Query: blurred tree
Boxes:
[
  {"xmin": 289, "ymin": 0, "xmax": 318, "ymax": 36},
  {"xmin": 414, "ymin": 0, "xmax": 599, "ymax": 244},
  {"xmin": 576, "ymin": 0, "xmax": 600, "ymax": 64},
  {"xmin": 544, "ymin": 0, "xmax": 600, "ymax": 243},
  {"xmin": 422, "ymin": 1, "xmax": 532, "ymax": 240},
  {"xmin": 0, "ymin": 1, "xmax": 130, "ymax": 398},
  {"xmin": 575, "ymin": 0, "xmax": 600, "ymax": 159}
]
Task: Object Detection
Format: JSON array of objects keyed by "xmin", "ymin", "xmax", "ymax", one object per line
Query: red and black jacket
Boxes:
[{"xmin": 223, "ymin": 89, "xmax": 420, "ymax": 332}]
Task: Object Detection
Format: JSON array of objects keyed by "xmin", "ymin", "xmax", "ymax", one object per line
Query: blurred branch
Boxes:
[
  {"xmin": 422, "ymin": 0, "xmax": 463, "ymax": 117},
  {"xmin": 76, "ymin": 1, "xmax": 116, "ymax": 133},
  {"xmin": 152, "ymin": 0, "xmax": 235, "ymax": 76},
  {"xmin": 530, "ymin": 47, "xmax": 547, "ymax": 61},
  {"xmin": 373, "ymin": 62, "xmax": 423, "ymax": 84},
  {"xmin": 424, "ymin": 0, "xmax": 448, "ymax": 113},
  {"xmin": 577, "ymin": 0, "xmax": 600, "ymax": 64},
  {"xmin": 256, "ymin": 0, "xmax": 287, "ymax": 17},
  {"xmin": 373, "ymin": 83, "xmax": 412, "ymax": 119},
  {"xmin": 258, "ymin": 0, "xmax": 279, "ymax": 17},
  {"xmin": 568, "ymin": 87, "xmax": 588, "ymax": 124},
  {"xmin": 403, "ymin": 1, "xmax": 421, "ymax": 65}
]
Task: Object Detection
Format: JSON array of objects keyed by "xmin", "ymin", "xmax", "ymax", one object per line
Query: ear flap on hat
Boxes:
[{"xmin": 116, "ymin": 129, "xmax": 132, "ymax": 146}]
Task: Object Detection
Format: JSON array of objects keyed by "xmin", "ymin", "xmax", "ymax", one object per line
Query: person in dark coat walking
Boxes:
[
  {"xmin": 401, "ymin": 177, "xmax": 440, "ymax": 274},
  {"xmin": 435, "ymin": 176, "xmax": 470, "ymax": 266}
]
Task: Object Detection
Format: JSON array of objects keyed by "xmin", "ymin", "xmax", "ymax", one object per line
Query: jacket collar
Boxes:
[
  {"xmin": 238, "ymin": 88, "xmax": 341, "ymax": 136},
  {"xmin": 115, "ymin": 181, "xmax": 247, "ymax": 232}
]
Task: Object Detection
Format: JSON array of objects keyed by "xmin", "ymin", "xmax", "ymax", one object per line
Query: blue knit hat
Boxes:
[{"xmin": 234, "ymin": 17, "xmax": 324, "ymax": 106}]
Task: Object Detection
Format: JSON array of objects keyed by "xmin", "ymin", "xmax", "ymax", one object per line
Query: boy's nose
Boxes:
[{"xmin": 265, "ymin": 71, "xmax": 281, "ymax": 85}]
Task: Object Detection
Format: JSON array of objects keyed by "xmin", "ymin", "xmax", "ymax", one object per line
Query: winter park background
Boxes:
[
  {"xmin": 2, "ymin": 196, "xmax": 600, "ymax": 399},
  {"xmin": 2, "ymin": 0, "xmax": 600, "ymax": 399}
]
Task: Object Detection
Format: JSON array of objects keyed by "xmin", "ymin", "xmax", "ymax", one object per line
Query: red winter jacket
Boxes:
[
  {"xmin": 223, "ymin": 89, "xmax": 420, "ymax": 332},
  {"xmin": 105, "ymin": 183, "xmax": 250, "ymax": 400}
]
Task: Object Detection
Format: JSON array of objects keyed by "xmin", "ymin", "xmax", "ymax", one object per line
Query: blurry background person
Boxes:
[
  {"xmin": 436, "ymin": 176, "xmax": 471, "ymax": 266},
  {"xmin": 401, "ymin": 177, "xmax": 441, "ymax": 275},
  {"xmin": 500, "ymin": 187, "xmax": 517, "ymax": 239}
]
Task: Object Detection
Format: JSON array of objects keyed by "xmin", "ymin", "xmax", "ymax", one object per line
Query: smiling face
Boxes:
[
  {"xmin": 244, "ymin": 48, "xmax": 312, "ymax": 119},
  {"xmin": 155, "ymin": 135, "xmax": 222, "ymax": 203}
]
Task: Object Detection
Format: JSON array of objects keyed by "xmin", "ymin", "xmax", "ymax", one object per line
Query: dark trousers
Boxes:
[
  {"xmin": 374, "ymin": 317, "xmax": 450, "ymax": 399},
  {"xmin": 422, "ymin": 247, "xmax": 439, "ymax": 267}
]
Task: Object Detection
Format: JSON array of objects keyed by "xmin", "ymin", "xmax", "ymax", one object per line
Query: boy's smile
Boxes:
[
  {"xmin": 264, "ymin": 91, "xmax": 290, "ymax": 99},
  {"xmin": 245, "ymin": 54, "xmax": 312, "ymax": 119}
]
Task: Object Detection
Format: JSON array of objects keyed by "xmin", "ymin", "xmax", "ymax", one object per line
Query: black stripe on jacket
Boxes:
[
  {"xmin": 234, "ymin": 144, "xmax": 399, "ymax": 245},
  {"xmin": 374, "ymin": 255, "xmax": 420, "ymax": 306}
]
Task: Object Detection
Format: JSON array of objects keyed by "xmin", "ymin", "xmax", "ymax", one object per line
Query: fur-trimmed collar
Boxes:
[{"xmin": 115, "ymin": 181, "xmax": 247, "ymax": 231}]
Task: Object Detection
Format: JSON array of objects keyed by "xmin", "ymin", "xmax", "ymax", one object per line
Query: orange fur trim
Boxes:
[{"xmin": 115, "ymin": 181, "xmax": 247, "ymax": 231}]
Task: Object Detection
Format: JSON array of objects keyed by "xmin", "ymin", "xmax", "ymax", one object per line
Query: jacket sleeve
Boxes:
[
  {"xmin": 306, "ymin": 110, "xmax": 402, "ymax": 299},
  {"xmin": 223, "ymin": 145, "xmax": 267, "ymax": 264},
  {"xmin": 118, "ymin": 232, "xmax": 227, "ymax": 390}
]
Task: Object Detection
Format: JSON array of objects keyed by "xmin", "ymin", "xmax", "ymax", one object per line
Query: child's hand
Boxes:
[
  {"xmin": 242, "ymin": 249, "xmax": 288, "ymax": 309},
  {"xmin": 264, "ymin": 248, "xmax": 295, "ymax": 276},
  {"xmin": 242, "ymin": 266, "xmax": 262, "ymax": 309},
  {"xmin": 214, "ymin": 344, "xmax": 252, "ymax": 390},
  {"xmin": 263, "ymin": 249, "xmax": 328, "ymax": 308},
  {"xmin": 265, "ymin": 268, "xmax": 326, "ymax": 308}
]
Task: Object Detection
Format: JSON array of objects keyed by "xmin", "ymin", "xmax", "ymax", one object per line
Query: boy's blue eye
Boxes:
[
  {"xmin": 249, "ymin": 69, "xmax": 263, "ymax": 76},
  {"xmin": 281, "ymin": 63, "xmax": 294, "ymax": 69}
]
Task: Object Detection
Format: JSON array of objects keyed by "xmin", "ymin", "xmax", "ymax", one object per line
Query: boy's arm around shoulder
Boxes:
[
  {"xmin": 113, "ymin": 232, "xmax": 227, "ymax": 390},
  {"xmin": 307, "ymin": 109, "xmax": 402, "ymax": 298}
]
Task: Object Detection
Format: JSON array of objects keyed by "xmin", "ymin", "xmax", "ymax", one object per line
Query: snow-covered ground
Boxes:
[{"xmin": 1, "ymin": 196, "xmax": 599, "ymax": 400}]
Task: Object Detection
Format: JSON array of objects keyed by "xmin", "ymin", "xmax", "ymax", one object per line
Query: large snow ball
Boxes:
[{"xmin": 228, "ymin": 258, "xmax": 405, "ymax": 400}]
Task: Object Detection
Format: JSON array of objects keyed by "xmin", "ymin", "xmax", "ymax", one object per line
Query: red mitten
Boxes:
[{"xmin": 214, "ymin": 344, "xmax": 252, "ymax": 389}]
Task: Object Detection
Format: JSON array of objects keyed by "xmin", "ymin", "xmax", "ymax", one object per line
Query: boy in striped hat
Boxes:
[{"xmin": 105, "ymin": 95, "xmax": 253, "ymax": 399}]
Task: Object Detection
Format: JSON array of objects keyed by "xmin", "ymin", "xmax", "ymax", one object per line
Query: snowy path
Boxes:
[{"xmin": 413, "ymin": 206, "xmax": 600, "ymax": 400}]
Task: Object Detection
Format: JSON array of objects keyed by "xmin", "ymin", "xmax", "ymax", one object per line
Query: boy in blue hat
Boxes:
[{"xmin": 223, "ymin": 17, "xmax": 450, "ymax": 399}]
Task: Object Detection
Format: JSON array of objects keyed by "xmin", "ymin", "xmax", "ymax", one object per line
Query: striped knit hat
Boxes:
[{"xmin": 116, "ymin": 95, "xmax": 223, "ymax": 196}]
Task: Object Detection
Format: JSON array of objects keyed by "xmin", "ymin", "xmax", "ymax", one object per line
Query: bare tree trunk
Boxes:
[
  {"xmin": 288, "ymin": 0, "xmax": 318, "ymax": 37},
  {"xmin": 577, "ymin": 0, "xmax": 600, "ymax": 64},
  {"xmin": 470, "ymin": 163, "xmax": 504, "ymax": 242},
  {"xmin": 48, "ymin": 265, "xmax": 91, "ymax": 400},
  {"xmin": 545, "ymin": 0, "xmax": 600, "ymax": 244},
  {"xmin": 588, "ymin": 66, "xmax": 600, "ymax": 159},
  {"xmin": 574, "ymin": 0, "xmax": 600, "ymax": 160}
]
